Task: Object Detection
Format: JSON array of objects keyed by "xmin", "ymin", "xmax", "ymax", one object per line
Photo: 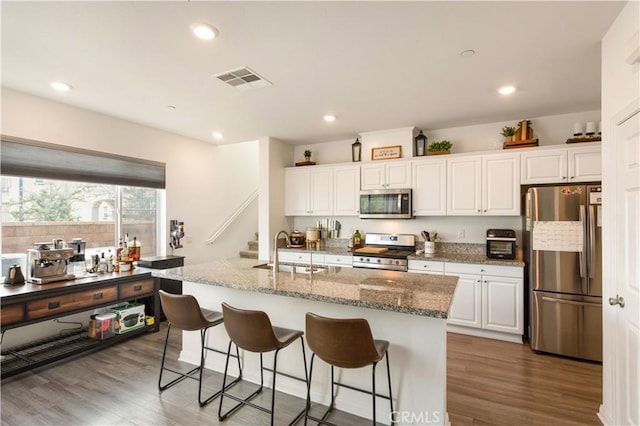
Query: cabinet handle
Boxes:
[
  {"xmin": 483, "ymin": 209, "xmax": 487, "ymax": 213},
  {"xmin": 562, "ymin": 176, "xmax": 567, "ymax": 180},
  {"xmin": 133, "ymin": 285, "xmax": 142, "ymax": 292},
  {"xmin": 480, "ymin": 269, "xmax": 485, "ymax": 272},
  {"xmin": 48, "ymin": 301, "xmax": 60, "ymax": 310},
  {"xmin": 476, "ymin": 280, "xmax": 481, "ymax": 283},
  {"xmin": 570, "ymin": 176, "xmax": 575, "ymax": 180},
  {"xmin": 93, "ymin": 292, "xmax": 104, "ymax": 300},
  {"xmin": 477, "ymin": 209, "xmax": 481, "ymax": 213}
]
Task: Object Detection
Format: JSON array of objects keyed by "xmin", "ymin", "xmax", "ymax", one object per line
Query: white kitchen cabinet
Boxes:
[
  {"xmin": 285, "ymin": 167, "xmax": 333, "ymax": 216},
  {"xmin": 407, "ymin": 259, "xmax": 445, "ymax": 275},
  {"xmin": 447, "ymin": 273, "xmax": 482, "ymax": 328},
  {"xmin": 361, "ymin": 162, "xmax": 411, "ymax": 190},
  {"xmin": 447, "ymin": 152, "xmax": 520, "ymax": 216},
  {"xmin": 324, "ymin": 254, "xmax": 353, "ymax": 267},
  {"xmin": 521, "ymin": 143, "xmax": 601, "ymax": 184},
  {"xmin": 333, "ymin": 165, "xmax": 360, "ymax": 216},
  {"xmin": 445, "ymin": 262, "xmax": 524, "ymax": 342},
  {"xmin": 482, "ymin": 152, "xmax": 521, "ymax": 215},
  {"xmin": 447, "ymin": 156, "xmax": 481, "ymax": 215},
  {"xmin": 411, "ymin": 158, "xmax": 447, "ymax": 216}
]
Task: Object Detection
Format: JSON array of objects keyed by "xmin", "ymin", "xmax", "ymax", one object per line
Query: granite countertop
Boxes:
[
  {"xmin": 280, "ymin": 246, "xmax": 524, "ymax": 267},
  {"xmin": 152, "ymin": 258, "xmax": 458, "ymax": 319}
]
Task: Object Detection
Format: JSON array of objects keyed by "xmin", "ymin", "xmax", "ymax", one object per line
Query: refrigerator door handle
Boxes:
[
  {"xmin": 589, "ymin": 205, "xmax": 595, "ymax": 279},
  {"xmin": 579, "ymin": 205, "xmax": 586, "ymax": 278},
  {"xmin": 541, "ymin": 296, "xmax": 601, "ymax": 307}
]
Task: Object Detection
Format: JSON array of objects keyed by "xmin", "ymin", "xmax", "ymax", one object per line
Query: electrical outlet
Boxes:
[{"xmin": 457, "ymin": 229, "xmax": 465, "ymax": 239}]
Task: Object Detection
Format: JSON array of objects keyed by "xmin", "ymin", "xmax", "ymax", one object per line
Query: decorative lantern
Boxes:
[
  {"xmin": 352, "ymin": 137, "xmax": 362, "ymax": 162},
  {"xmin": 414, "ymin": 131, "xmax": 427, "ymax": 157}
]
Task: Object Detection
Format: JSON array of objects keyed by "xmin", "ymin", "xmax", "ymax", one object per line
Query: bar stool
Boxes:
[
  {"xmin": 304, "ymin": 312, "xmax": 394, "ymax": 426},
  {"xmin": 158, "ymin": 290, "xmax": 242, "ymax": 407},
  {"xmin": 218, "ymin": 302, "xmax": 308, "ymax": 425}
]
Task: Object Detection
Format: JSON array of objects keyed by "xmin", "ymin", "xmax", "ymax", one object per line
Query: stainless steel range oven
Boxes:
[{"xmin": 352, "ymin": 233, "xmax": 415, "ymax": 272}]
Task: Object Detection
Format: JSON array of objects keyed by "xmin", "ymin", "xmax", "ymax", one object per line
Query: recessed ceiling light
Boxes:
[
  {"xmin": 323, "ymin": 114, "xmax": 336, "ymax": 122},
  {"xmin": 460, "ymin": 49, "xmax": 475, "ymax": 57},
  {"xmin": 498, "ymin": 85, "xmax": 517, "ymax": 95},
  {"xmin": 191, "ymin": 23, "xmax": 219, "ymax": 40},
  {"xmin": 51, "ymin": 81, "xmax": 72, "ymax": 92},
  {"xmin": 212, "ymin": 132, "xmax": 223, "ymax": 140},
  {"xmin": 167, "ymin": 105, "xmax": 176, "ymax": 110}
]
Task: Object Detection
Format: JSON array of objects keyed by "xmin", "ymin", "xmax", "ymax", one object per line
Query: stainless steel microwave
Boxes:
[{"xmin": 359, "ymin": 189, "xmax": 413, "ymax": 219}]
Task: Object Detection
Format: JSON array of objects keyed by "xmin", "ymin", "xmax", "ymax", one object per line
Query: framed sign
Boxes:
[{"xmin": 371, "ymin": 145, "xmax": 402, "ymax": 160}]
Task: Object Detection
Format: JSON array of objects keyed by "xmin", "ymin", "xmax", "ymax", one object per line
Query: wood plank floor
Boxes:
[{"xmin": 1, "ymin": 324, "xmax": 602, "ymax": 425}]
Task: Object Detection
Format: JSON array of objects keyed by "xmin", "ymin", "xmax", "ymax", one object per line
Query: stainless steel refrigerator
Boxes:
[{"xmin": 524, "ymin": 185, "xmax": 602, "ymax": 362}]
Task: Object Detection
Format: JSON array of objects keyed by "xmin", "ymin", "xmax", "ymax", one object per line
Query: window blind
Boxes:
[{"xmin": 1, "ymin": 135, "xmax": 165, "ymax": 189}]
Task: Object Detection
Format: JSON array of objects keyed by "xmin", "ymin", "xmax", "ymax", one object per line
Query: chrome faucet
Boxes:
[{"xmin": 272, "ymin": 230, "xmax": 290, "ymax": 272}]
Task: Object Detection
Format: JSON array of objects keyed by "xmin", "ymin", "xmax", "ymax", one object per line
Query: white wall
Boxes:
[
  {"xmin": 294, "ymin": 109, "xmax": 601, "ymax": 161},
  {"xmin": 292, "ymin": 215, "xmax": 522, "ymax": 246},
  {"xmin": 1, "ymin": 88, "xmax": 259, "ymax": 264},
  {"xmin": 258, "ymin": 136, "xmax": 294, "ymax": 261},
  {"xmin": 599, "ymin": 1, "xmax": 639, "ymax": 424}
]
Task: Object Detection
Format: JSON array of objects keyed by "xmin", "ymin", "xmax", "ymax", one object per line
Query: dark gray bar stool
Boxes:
[
  {"xmin": 158, "ymin": 290, "xmax": 241, "ymax": 407},
  {"xmin": 304, "ymin": 312, "xmax": 394, "ymax": 426},
  {"xmin": 218, "ymin": 302, "xmax": 308, "ymax": 425}
]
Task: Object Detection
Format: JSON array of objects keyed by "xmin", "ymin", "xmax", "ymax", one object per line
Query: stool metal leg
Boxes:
[
  {"xmin": 158, "ymin": 323, "xmax": 200, "ymax": 391},
  {"xmin": 386, "ymin": 351, "xmax": 395, "ymax": 425},
  {"xmin": 198, "ymin": 328, "xmax": 242, "ymax": 407},
  {"xmin": 372, "ymin": 362, "xmax": 378, "ymax": 426}
]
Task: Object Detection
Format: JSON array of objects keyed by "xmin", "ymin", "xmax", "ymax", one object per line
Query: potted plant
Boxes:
[
  {"xmin": 501, "ymin": 126, "xmax": 516, "ymax": 142},
  {"xmin": 304, "ymin": 150, "xmax": 312, "ymax": 162},
  {"xmin": 427, "ymin": 140, "xmax": 453, "ymax": 155}
]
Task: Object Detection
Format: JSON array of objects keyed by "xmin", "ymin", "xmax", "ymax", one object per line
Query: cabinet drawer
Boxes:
[
  {"xmin": 120, "ymin": 279, "xmax": 155, "ymax": 299},
  {"xmin": 278, "ymin": 251, "xmax": 311, "ymax": 264},
  {"xmin": 324, "ymin": 254, "xmax": 352, "ymax": 266},
  {"xmin": 27, "ymin": 286, "xmax": 118, "ymax": 320},
  {"xmin": 445, "ymin": 262, "xmax": 523, "ymax": 278},
  {"xmin": 1, "ymin": 304, "xmax": 24, "ymax": 326},
  {"xmin": 408, "ymin": 260, "xmax": 445, "ymax": 273}
]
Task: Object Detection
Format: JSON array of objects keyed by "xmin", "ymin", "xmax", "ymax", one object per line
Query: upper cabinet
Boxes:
[
  {"xmin": 361, "ymin": 162, "xmax": 411, "ymax": 190},
  {"xmin": 285, "ymin": 167, "xmax": 333, "ymax": 216},
  {"xmin": 333, "ymin": 165, "xmax": 361, "ymax": 216},
  {"xmin": 412, "ymin": 158, "xmax": 447, "ymax": 216},
  {"xmin": 521, "ymin": 143, "xmax": 601, "ymax": 184},
  {"xmin": 447, "ymin": 152, "xmax": 520, "ymax": 216}
]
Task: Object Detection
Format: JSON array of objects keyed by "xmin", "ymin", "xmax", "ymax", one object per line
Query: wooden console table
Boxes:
[{"xmin": 0, "ymin": 270, "xmax": 159, "ymax": 379}]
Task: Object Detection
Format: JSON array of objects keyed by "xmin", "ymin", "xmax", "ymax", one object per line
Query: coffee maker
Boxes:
[{"xmin": 27, "ymin": 242, "xmax": 75, "ymax": 284}]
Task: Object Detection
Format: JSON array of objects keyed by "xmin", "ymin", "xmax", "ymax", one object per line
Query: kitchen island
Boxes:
[{"xmin": 153, "ymin": 258, "xmax": 458, "ymax": 425}]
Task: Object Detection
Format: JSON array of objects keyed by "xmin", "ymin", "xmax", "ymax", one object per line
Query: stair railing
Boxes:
[{"xmin": 205, "ymin": 189, "xmax": 258, "ymax": 244}]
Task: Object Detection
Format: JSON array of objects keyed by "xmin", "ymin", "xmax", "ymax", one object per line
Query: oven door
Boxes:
[
  {"xmin": 486, "ymin": 239, "xmax": 516, "ymax": 259},
  {"xmin": 360, "ymin": 189, "xmax": 413, "ymax": 219}
]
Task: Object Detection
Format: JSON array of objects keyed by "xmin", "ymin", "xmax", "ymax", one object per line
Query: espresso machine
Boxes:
[{"xmin": 27, "ymin": 242, "xmax": 75, "ymax": 284}]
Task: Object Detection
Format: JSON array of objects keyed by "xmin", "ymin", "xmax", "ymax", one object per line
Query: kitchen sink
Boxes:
[{"xmin": 252, "ymin": 263, "xmax": 327, "ymax": 274}]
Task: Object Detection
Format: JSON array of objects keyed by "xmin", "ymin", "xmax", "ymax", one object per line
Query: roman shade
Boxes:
[{"xmin": 1, "ymin": 135, "xmax": 165, "ymax": 189}]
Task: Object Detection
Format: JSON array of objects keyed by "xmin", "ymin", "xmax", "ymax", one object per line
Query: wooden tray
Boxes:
[{"xmin": 354, "ymin": 247, "xmax": 389, "ymax": 254}]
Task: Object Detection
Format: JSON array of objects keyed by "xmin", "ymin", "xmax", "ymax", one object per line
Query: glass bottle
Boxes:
[{"xmin": 353, "ymin": 230, "xmax": 362, "ymax": 249}]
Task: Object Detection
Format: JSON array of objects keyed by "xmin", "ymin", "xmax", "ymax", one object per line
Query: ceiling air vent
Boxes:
[{"xmin": 214, "ymin": 67, "xmax": 272, "ymax": 91}]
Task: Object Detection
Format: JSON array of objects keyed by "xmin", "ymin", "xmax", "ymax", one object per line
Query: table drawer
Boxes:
[
  {"xmin": 120, "ymin": 279, "xmax": 155, "ymax": 299},
  {"xmin": 1, "ymin": 304, "xmax": 25, "ymax": 326},
  {"xmin": 27, "ymin": 286, "xmax": 118, "ymax": 320}
]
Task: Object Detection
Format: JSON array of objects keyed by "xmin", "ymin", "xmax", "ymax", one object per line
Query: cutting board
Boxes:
[{"xmin": 354, "ymin": 247, "xmax": 389, "ymax": 254}]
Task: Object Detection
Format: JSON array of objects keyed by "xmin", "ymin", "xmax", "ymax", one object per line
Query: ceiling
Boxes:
[{"xmin": 1, "ymin": 1, "xmax": 625, "ymax": 146}]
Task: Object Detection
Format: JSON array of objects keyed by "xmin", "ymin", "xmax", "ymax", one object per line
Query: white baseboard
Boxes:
[{"xmin": 446, "ymin": 325, "xmax": 523, "ymax": 344}]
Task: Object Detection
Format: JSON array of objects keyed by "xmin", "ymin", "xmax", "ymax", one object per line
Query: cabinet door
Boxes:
[
  {"xmin": 482, "ymin": 276, "xmax": 523, "ymax": 334},
  {"xmin": 568, "ymin": 146, "xmax": 602, "ymax": 182},
  {"xmin": 521, "ymin": 149, "xmax": 568, "ymax": 184},
  {"xmin": 386, "ymin": 162, "xmax": 412, "ymax": 188},
  {"xmin": 285, "ymin": 168, "xmax": 310, "ymax": 216},
  {"xmin": 333, "ymin": 165, "xmax": 360, "ymax": 216},
  {"xmin": 309, "ymin": 168, "xmax": 333, "ymax": 215},
  {"xmin": 447, "ymin": 273, "xmax": 482, "ymax": 328},
  {"xmin": 361, "ymin": 164, "xmax": 386, "ymax": 190},
  {"xmin": 482, "ymin": 153, "xmax": 521, "ymax": 216},
  {"xmin": 412, "ymin": 159, "xmax": 446, "ymax": 216},
  {"xmin": 447, "ymin": 156, "xmax": 481, "ymax": 215}
]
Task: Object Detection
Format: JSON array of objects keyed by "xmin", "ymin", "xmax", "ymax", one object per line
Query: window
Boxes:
[{"xmin": 1, "ymin": 176, "xmax": 161, "ymax": 257}]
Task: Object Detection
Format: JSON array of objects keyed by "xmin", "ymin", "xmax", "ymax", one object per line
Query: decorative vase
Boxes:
[
  {"xmin": 424, "ymin": 241, "xmax": 435, "ymax": 254},
  {"xmin": 305, "ymin": 156, "xmax": 311, "ymax": 162}
]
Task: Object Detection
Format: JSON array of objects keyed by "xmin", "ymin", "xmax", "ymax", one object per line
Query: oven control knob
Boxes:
[
  {"xmin": 365, "ymin": 258, "xmax": 370, "ymax": 262},
  {"xmin": 377, "ymin": 259, "xmax": 381, "ymax": 263},
  {"xmin": 395, "ymin": 260, "xmax": 400, "ymax": 265}
]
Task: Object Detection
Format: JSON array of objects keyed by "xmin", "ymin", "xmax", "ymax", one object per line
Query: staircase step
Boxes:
[
  {"xmin": 239, "ymin": 250, "xmax": 258, "ymax": 259},
  {"xmin": 248, "ymin": 240, "xmax": 259, "ymax": 250}
]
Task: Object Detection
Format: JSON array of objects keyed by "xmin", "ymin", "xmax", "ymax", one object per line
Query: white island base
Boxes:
[{"xmin": 179, "ymin": 281, "xmax": 448, "ymax": 426}]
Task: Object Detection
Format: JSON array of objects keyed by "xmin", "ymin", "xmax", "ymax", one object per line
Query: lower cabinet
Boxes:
[{"xmin": 443, "ymin": 262, "xmax": 524, "ymax": 342}]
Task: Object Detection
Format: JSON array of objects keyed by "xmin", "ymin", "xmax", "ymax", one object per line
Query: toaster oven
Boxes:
[{"xmin": 486, "ymin": 229, "xmax": 517, "ymax": 259}]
